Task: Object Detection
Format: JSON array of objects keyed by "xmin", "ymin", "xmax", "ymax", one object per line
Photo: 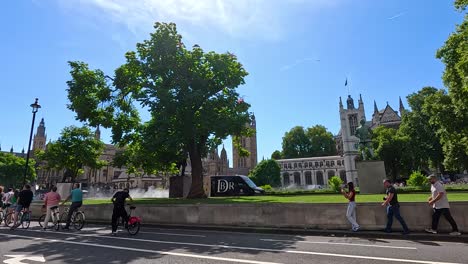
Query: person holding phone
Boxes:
[{"xmin": 341, "ymin": 182, "xmax": 359, "ymax": 231}]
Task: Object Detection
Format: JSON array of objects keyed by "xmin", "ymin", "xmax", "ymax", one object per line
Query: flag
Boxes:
[{"xmin": 345, "ymin": 78, "xmax": 348, "ymax": 86}]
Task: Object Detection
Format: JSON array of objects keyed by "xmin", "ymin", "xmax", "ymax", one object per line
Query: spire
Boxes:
[
  {"xmin": 374, "ymin": 100, "xmax": 378, "ymax": 113},
  {"xmin": 339, "ymin": 97, "xmax": 343, "ymax": 109},
  {"xmin": 399, "ymin": 96, "xmax": 405, "ymax": 116},
  {"xmin": 21, "ymin": 148, "xmax": 25, "ymax": 154},
  {"xmin": 10, "ymin": 146, "xmax": 13, "ymax": 153},
  {"xmin": 359, "ymin": 94, "xmax": 363, "ymax": 104},
  {"xmin": 95, "ymin": 126, "xmax": 101, "ymax": 140},
  {"xmin": 36, "ymin": 118, "xmax": 46, "ymax": 137}
]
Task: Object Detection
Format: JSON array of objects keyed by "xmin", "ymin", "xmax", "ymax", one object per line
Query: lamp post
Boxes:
[{"xmin": 23, "ymin": 98, "xmax": 41, "ymax": 186}]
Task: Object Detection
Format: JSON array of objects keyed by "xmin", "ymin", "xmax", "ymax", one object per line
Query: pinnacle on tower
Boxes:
[
  {"xmin": 346, "ymin": 95, "xmax": 355, "ymax": 110},
  {"xmin": 374, "ymin": 100, "xmax": 378, "ymax": 113},
  {"xmin": 339, "ymin": 97, "xmax": 343, "ymax": 108},
  {"xmin": 399, "ymin": 96, "xmax": 405, "ymax": 115}
]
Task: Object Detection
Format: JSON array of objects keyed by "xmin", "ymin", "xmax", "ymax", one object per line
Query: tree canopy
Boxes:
[
  {"xmin": 36, "ymin": 126, "xmax": 105, "ymax": 183},
  {"xmin": 66, "ymin": 22, "xmax": 252, "ymax": 198},
  {"xmin": 0, "ymin": 152, "xmax": 36, "ymax": 188},
  {"xmin": 249, "ymin": 159, "xmax": 281, "ymax": 187},
  {"xmin": 423, "ymin": 0, "xmax": 468, "ymax": 171},
  {"xmin": 281, "ymin": 125, "xmax": 336, "ymax": 159}
]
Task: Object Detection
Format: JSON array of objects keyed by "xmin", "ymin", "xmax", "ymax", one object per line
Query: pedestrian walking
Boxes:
[
  {"xmin": 424, "ymin": 174, "xmax": 461, "ymax": 236},
  {"xmin": 341, "ymin": 182, "xmax": 360, "ymax": 231},
  {"xmin": 382, "ymin": 179, "xmax": 409, "ymax": 234}
]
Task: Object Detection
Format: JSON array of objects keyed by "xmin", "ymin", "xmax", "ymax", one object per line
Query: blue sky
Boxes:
[{"xmin": 0, "ymin": 0, "xmax": 464, "ymax": 165}]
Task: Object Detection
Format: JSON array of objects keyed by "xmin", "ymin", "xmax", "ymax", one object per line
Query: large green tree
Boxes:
[
  {"xmin": 270, "ymin": 150, "xmax": 283, "ymax": 160},
  {"xmin": 249, "ymin": 159, "xmax": 281, "ymax": 187},
  {"xmin": 66, "ymin": 23, "xmax": 251, "ymax": 198},
  {"xmin": 372, "ymin": 126, "xmax": 410, "ymax": 180},
  {"xmin": 281, "ymin": 125, "xmax": 336, "ymax": 159},
  {"xmin": 0, "ymin": 152, "xmax": 36, "ymax": 188},
  {"xmin": 398, "ymin": 87, "xmax": 444, "ymax": 172},
  {"xmin": 427, "ymin": 0, "xmax": 468, "ymax": 171},
  {"xmin": 36, "ymin": 126, "xmax": 105, "ymax": 183}
]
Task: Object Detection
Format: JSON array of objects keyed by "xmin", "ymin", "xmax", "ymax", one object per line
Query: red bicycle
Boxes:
[{"xmin": 119, "ymin": 204, "xmax": 141, "ymax": 235}]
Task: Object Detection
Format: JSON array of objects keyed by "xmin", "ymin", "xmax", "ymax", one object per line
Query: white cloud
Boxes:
[{"xmin": 57, "ymin": 0, "xmax": 338, "ymax": 41}]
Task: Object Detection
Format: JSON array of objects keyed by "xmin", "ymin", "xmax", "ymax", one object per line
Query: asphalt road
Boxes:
[{"xmin": 0, "ymin": 223, "xmax": 466, "ymax": 264}]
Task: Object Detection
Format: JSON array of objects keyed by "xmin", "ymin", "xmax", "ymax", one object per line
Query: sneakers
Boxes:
[
  {"xmin": 449, "ymin": 231, "xmax": 461, "ymax": 236},
  {"xmin": 425, "ymin": 228, "xmax": 437, "ymax": 234},
  {"xmin": 111, "ymin": 232, "xmax": 117, "ymax": 236},
  {"xmin": 352, "ymin": 226, "xmax": 360, "ymax": 232},
  {"xmin": 402, "ymin": 230, "xmax": 410, "ymax": 235}
]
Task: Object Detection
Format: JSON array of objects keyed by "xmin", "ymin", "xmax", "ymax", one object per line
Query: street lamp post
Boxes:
[{"xmin": 23, "ymin": 98, "xmax": 41, "ymax": 186}]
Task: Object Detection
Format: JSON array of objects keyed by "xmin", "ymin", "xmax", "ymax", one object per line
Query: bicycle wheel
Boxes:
[
  {"xmin": 21, "ymin": 212, "xmax": 30, "ymax": 229},
  {"xmin": 73, "ymin": 212, "xmax": 85, "ymax": 230},
  {"xmin": 4, "ymin": 212, "xmax": 13, "ymax": 227},
  {"xmin": 59, "ymin": 212, "xmax": 68, "ymax": 228},
  {"xmin": 53, "ymin": 215, "xmax": 60, "ymax": 231},
  {"xmin": 127, "ymin": 221, "xmax": 140, "ymax": 235},
  {"xmin": 38, "ymin": 214, "xmax": 46, "ymax": 227}
]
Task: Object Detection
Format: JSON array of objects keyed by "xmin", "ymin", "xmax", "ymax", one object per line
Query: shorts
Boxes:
[{"xmin": 15, "ymin": 204, "xmax": 24, "ymax": 212}]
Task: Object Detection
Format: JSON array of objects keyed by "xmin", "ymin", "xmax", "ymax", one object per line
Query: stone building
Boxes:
[
  {"xmin": 277, "ymin": 156, "xmax": 346, "ymax": 187},
  {"xmin": 279, "ymin": 95, "xmax": 404, "ymax": 187},
  {"xmin": 202, "ymin": 114, "xmax": 258, "ymax": 176}
]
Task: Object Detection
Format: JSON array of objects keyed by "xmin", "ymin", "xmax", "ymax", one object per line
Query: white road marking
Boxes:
[
  {"xmin": 3, "ymin": 254, "xmax": 45, "ymax": 264},
  {"xmin": 260, "ymin": 238, "xmax": 417, "ymax": 250},
  {"xmin": 71, "ymin": 225, "xmax": 206, "ymax": 237},
  {"xmin": 0, "ymin": 233, "xmax": 281, "ymax": 264},
  {"xmin": 2, "ymin": 230, "xmax": 461, "ymax": 264},
  {"xmin": 138, "ymin": 231, "xmax": 206, "ymax": 237}
]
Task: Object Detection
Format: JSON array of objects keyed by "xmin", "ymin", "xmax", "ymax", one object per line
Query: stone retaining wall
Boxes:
[{"xmin": 29, "ymin": 202, "xmax": 467, "ymax": 232}]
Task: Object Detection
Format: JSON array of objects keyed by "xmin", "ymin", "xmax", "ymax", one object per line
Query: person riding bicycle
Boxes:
[
  {"xmin": 111, "ymin": 188, "xmax": 133, "ymax": 235},
  {"xmin": 2, "ymin": 188, "xmax": 14, "ymax": 211},
  {"xmin": 11, "ymin": 184, "xmax": 33, "ymax": 229},
  {"xmin": 42, "ymin": 186, "xmax": 61, "ymax": 230},
  {"xmin": 61, "ymin": 183, "xmax": 83, "ymax": 230}
]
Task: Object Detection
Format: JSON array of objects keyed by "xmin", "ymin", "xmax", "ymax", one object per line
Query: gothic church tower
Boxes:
[
  {"xmin": 339, "ymin": 95, "xmax": 365, "ymax": 184},
  {"xmin": 32, "ymin": 118, "xmax": 47, "ymax": 152},
  {"xmin": 232, "ymin": 114, "xmax": 258, "ymax": 175}
]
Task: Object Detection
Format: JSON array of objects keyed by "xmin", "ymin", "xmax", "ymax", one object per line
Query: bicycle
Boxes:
[
  {"xmin": 38, "ymin": 206, "xmax": 61, "ymax": 231},
  {"xmin": 117, "ymin": 204, "xmax": 141, "ymax": 235},
  {"xmin": 1, "ymin": 206, "xmax": 14, "ymax": 227},
  {"xmin": 7, "ymin": 208, "xmax": 31, "ymax": 229},
  {"xmin": 59, "ymin": 206, "xmax": 86, "ymax": 230}
]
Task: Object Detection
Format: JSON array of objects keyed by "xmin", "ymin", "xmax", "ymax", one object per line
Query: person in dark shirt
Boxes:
[
  {"xmin": 11, "ymin": 184, "xmax": 34, "ymax": 229},
  {"xmin": 382, "ymin": 180, "xmax": 409, "ymax": 234},
  {"xmin": 111, "ymin": 188, "xmax": 133, "ymax": 235}
]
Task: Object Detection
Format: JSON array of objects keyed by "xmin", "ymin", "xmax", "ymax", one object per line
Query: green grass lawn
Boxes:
[{"xmin": 83, "ymin": 192, "xmax": 468, "ymax": 205}]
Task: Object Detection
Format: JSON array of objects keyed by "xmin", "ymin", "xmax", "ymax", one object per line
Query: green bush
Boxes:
[
  {"xmin": 407, "ymin": 171, "xmax": 428, "ymax": 187},
  {"xmin": 328, "ymin": 176, "xmax": 343, "ymax": 192},
  {"xmin": 260, "ymin": 185, "xmax": 273, "ymax": 191}
]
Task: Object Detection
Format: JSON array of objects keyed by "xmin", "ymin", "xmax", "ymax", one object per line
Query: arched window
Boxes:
[
  {"xmin": 340, "ymin": 170, "xmax": 347, "ymax": 182},
  {"xmin": 328, "ymin": 170, "xmax": 335, "ymax": 180},
  {"xmin": 305, "ymin": 171, "xmax": 312, "ymax": 185},
  {"xmin": 293, "ymin": 172, "xmax": 301, "ymax": 185},
  {"xmin": 283, "ymin": 173, "xmax": 290, "ymax": 186},
  {"xmin": 316, "ymin": 171, "xmax": 324, "ymax": 185}
]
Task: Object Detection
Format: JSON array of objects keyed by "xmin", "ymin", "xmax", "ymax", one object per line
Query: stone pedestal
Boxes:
[{"xmin": 356, "ymin": 161, "xmax": 386, "ymax": 194}]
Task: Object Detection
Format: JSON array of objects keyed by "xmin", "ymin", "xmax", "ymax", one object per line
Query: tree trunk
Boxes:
[{"xmin": 187, "ymin": 143, "xmax": 206, "ymax": 198}]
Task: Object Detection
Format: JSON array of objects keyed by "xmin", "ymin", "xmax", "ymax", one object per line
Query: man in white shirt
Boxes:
[
  {"xmin": 425, "ymin": 174, "xmax": 461, "ymax": 236},
  {"xmin": 2, "ymin": 188, "xmax": 13, "ymax": 207}
]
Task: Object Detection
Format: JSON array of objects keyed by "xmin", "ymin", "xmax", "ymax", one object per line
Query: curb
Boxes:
[{"xmin": 82, "ymin": 220, "xmax": 467, "ymax": 243}]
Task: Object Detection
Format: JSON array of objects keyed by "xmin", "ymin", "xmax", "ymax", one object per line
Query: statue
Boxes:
[{"xmin": 355, "ymin": 119, "xmax": 373, "ymax": 160}]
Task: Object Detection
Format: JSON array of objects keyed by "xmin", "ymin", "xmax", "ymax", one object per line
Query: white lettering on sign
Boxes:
[
  {"xmin": 3, "ymin": 255, "xmax": 46, "ymax": 264},
  {"xmin": 216, "ymin": 180, "xmax": 235, "ymax": 193}
]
